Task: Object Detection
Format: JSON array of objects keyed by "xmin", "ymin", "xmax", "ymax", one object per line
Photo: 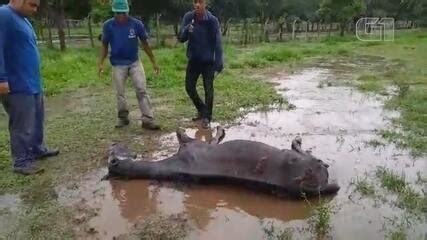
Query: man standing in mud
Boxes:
[
  {"xmin": 178, "ymin": 0, "xmax": 224, "ymax": 129},
  {"xmin": 98, "ymin": 0, "xmax": 161, "ymax": 130},
  {"xmin": 0, "ymin": 0, "xmax": 59, "ymax": 175}
]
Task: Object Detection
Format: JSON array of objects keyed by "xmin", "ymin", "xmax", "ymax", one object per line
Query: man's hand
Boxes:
[
  {"xmin": 98, "ymin": 44, "xmax": 108, "ymax": 79},
  {"xmin": 188, "ymin": 20, "xmax": 195, "ymax": 33},
  {"xmin": 153, "ymin": 63, "xmax": 160, "ymax": 75},
  {"xmin": 215, "ymin": 63, "xmax": 223, "ymax": 74},
  {"xmin": 141, "ymin": 41, "xmax": 160, "ymax": 76},
  {"xmin": 0, "ymin": 82, "xmax": 9, "ymax": 95},
  {"xmin": 98, "ymin": 64, "xmax": 104, "ymax": 78}
]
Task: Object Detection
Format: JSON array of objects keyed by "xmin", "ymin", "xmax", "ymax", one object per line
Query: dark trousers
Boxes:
[
  {"xmin": 1, "ymin": 93, "xmax": 48, "ymax": 168},
  {"xmin": 185, "ymin": 61, "xmax": 215, "ymax": 120}
]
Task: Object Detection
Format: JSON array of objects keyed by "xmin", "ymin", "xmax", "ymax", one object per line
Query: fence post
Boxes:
[
  {"xmin": 38, "ymin": 19, "xmax": 45, "ymax": 42},
  {"xmin": 306, "ymin": 21, "xmax": 309, "ymax": 40},
  {"xmin": 154, "ymin": 13, "xmax": 161, "ymax": 47},
  {"xmin": 278, "ymin": 20, "xmax": 285, "ymax": 41},
  {"xmin": 243, "ymin": 19, "xmax": 249, "ymax": 45},
  {"xmin": 47, "ymin": 17, "xmax": 54, "ymax": 48},
  {"xmin": 66, "ymin": 20, "xmax": 71, "ymax": 41},
  {"xmin": 292, "ymin": 20, "xmax": 297, "ymax": 40},
  {"xmin": 87, "ymin": 15, "xmax": 94, "ymax": 48},
  {"xmin": 263, "ymin": 18, "xmax": 270, "ymax": 42}
]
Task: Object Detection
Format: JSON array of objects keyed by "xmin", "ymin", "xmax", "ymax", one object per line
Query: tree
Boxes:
[
  {"xmin": 52, "ymin": 0, "xmax": 66, "ymax": 51},
  {"xmin": 163, "ymin": 0, "xmax": 192, "ymax": 36},
  {"xmin": 210, "ymin": 0, "xmax": 238, "ymax": 35},
  {"xmin": 64, "ymin": 0, "xmax": 90, "ymax": 19},
  {"xmin": 90, "ymin": 0, "xmax": 112, "ymax": 23},
  {"xmin": 282, "ymin": 0, "xmax": 319, "ymax": 21},
  {"xmin": 318, "ymin": 0, "xmax": 366, "ymax": 36}
]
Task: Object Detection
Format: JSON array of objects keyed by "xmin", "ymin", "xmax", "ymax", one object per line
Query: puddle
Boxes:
[
  {"xmin": 58, "ymin": 58, "xmax": 426, "ymax": 239},
  {"xmin": 0, "ymin": 194, "xmax": 21, "ymax": 237}
]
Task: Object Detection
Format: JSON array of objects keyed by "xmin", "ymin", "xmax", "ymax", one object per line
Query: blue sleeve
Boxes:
[
  {"xmin": 101, "ymin": 22, "xmax": 110, "ymax": 46},
  {"xmin": 178, "ymin": 12, "xmax": 193, "ymax": 43},
  {"xmin": 136, "ymin": 20, "xmax": 149, "ymax": 42},
  {"xmin": 213, "ymin": 17, "xmax": 223, "ymax": 69},
  {"xmin": 0, "ymin": 9, "xmax": 10, "ymax": 82}
]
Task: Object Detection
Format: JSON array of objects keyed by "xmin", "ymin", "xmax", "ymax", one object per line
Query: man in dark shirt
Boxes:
[{"xmin": 178, "ymin": 0, "xmax": 223, "ymax": 129}]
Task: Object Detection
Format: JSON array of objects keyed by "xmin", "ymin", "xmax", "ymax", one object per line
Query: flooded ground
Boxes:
[
  {"xmin": 0, "ymin": 194, "xmax": 21, "ymax": 237},
  {"xmin": 58, "ymin": 57, "xmax": 426, "ymax": 240}
]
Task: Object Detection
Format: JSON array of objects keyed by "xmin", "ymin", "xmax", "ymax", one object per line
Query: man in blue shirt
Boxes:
[
  {"xmin": 98, "ymin": 0, "xmax": 161, "ymax": 130},
  {"xmin": 0, "ymin": 0, "xmax": 59, "ymax": 175},
  {"xmin": 178, "ymin": 0, "xmax": 223, "ymax": 129}
]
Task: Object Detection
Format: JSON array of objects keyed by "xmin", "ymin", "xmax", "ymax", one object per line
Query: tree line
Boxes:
[{"xmin": 1, "ymin": 0, "xmax": 425, "ymax": 49}]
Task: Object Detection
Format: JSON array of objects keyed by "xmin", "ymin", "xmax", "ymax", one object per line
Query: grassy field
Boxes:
[{"xmin": 0, "ymin": 29, "xmax": 426, "ymax": 239}]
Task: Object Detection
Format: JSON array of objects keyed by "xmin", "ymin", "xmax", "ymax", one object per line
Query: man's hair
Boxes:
[{"xmin": 193, "ymin": 0, "xmax": 208, "ymax": 3}]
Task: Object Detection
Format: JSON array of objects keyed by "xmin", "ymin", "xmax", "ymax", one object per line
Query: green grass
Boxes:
[
  {"xmin": 375, "ymin": 167, "xmax": 407, "ymax": 193},
  {"xmin": 357, "ymin": 75, "xmax": 385, "ymax": 93},
  {"xmin": 41, "ymin": 47, "xmax": 107, "ymax": 96},
  {"xmin": 351, "ymin": 177, "xmax": 376, "ymax": 197},
  {"xmin": 416, "ymin": 172, "xmax": 427, "ymax": 184},
  {"xmin": 310, "ymin": 201, "xmax": 332, "ymax": 237},
  {"xmin": 375, "ymin": 167, "xmax": 426, "ymax": 214},
  {"xmin": 5, "ymin": 202, "xmax": 74, "ymax": 239},
  {"xmin": 304, "ymin": 196, "xmax": 334, "ymax": 238},
  {"xmin": 262, "ymin": 221, "xmax": 293, "ymax": 240},
  {"xmin": 387, "ymin": 231, "xmax": 406, "ymax": 240},
  {"xmin": 358, "ymin": 30, "xmax": 427, "ymax": 156},
  {"xmin": 227, "ymin": 39, "xmax": 360, "ymax": 70}
]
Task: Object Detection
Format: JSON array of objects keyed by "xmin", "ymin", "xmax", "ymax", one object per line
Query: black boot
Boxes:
[
  {"xmin": 192, "ymin": 112, "xmax": 203, "ymax": 122},
  {"xmin": 14, "ymin": 165, "xmax": 45, "ymax": 176},
  {"xmin": 142, "ymin": 121, "xmax": 161, "ymax": 130},
  {"xmin": 201, "ymin": 118, "xmax": 211, "ymax": 129},
  {"xmin": 115, "ymin": 118, "xmax": 130, "ymax": 128}
]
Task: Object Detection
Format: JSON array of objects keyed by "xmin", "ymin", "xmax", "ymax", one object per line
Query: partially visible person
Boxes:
[
  {"xmin": 178, "ymin": 0, "xmax": 223, "ymax": 129},
  {"xmin": 98, "ymin": 0, "xmax": 161, "ymax": 130},
  {"xmin": 0, "ymin": 0, "xmax": 59, "ymax": 176}
]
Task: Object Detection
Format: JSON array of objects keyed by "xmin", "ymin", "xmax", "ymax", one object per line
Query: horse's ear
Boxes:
[
  {"xmin": 101, "ymin": 174, "xmax": 110, "ymax": 181},
  {"xmin": 176, "ymin": 128, "xmax": 196, "ymax": 145},
  {"xmin": 176, "ymin": 128, "xmax": 186, "ymax": 145},
  {"xmin": 291, "ymin": 136, "xmax": 303, "ymax": 153},
  {"xmin": 110, "ymin": 158, "xmax": 120, "ymax": 167}
]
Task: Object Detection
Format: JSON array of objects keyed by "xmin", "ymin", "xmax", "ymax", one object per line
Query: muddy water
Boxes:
[
  {"xmin": 60, "ymin": 59, "xmax": 426, "ymax": 239},
  {"xmin": 0, "ymin": 194, "xmax": 21, "ymax": 237}
]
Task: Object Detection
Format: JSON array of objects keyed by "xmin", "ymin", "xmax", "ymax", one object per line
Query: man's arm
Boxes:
[
  {"xmin": 141, "ymin": 41, "xmax": 159, "ymax": 74},
  {"xmin": 213, "ymin": 17, "xmax": 224, "ymax": 73},
  {"xmin": 0, "ymin": 10, "xmax": 10, "ymax": 95},
  {"xmin": 98, "ymin": 43, "xmax": 108, "ymax": 76},
  {"xmin": 178, "ymin": 12, "xmax": 193, "ymax": 43},
  {"xmin": 137, "ymin": 21, "xmax": 160, "ymax": 74},
  {"xmin": 98, "ymin": 23, "xmax": 109, "ymax": 77}
]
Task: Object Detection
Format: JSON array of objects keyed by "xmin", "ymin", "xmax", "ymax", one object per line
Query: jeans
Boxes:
[
  {"xmin": 1, "ymin": 93, "xmax": 48, "ymax": 168},
  {"xmin": 185, "ymin": 61, "xmax": 215, "ymax": 120},
  {"xmin": 112, "ymin": 61, "xmax": 154, "ymax": 123}
]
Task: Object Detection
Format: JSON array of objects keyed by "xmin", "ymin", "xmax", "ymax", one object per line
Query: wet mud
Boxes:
[{"xmin": 58, "ymin": 57, "xmax": 426, "ymax": 240}]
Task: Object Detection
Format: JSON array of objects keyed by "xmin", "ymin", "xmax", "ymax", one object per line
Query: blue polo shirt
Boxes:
[
  {"xmin": 0, "ymin": 5, "xmax": 42, "ymax": 94},
  {"xmin": 102, "ymin": 17, "xmax": 149, "ymax": 66}
]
